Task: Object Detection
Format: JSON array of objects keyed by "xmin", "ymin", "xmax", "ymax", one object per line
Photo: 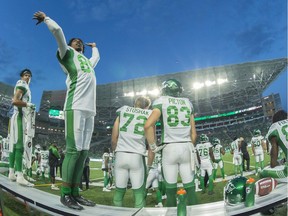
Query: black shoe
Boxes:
[
  {"xmin": 72, "ymin": 195, "xmax": 96, "ymax": 207},
  {"xmin": 60, "ymin": 195, "xmax": 84, "ymax": 210}
]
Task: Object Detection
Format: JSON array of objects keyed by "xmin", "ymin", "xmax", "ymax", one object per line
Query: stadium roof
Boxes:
[{"xmin": 39, "ymin": 58, "xmax": 287, "ymax": 113}]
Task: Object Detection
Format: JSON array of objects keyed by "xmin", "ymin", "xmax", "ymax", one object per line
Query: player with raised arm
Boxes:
[
  {"xmin": 33, "ymin": 11, "xmax": 99, "ymax": 210},
  {"xmin": 144, "ymin": 79, "xmax": 197, "ymax": 207},
  {"xmin": 8, "ymin": 69, "xmax": 35, "ymax": 187},
  {"xmin": 112, "ymin": 96, "xmax": 152, "ymax": 208},
  {"xmin": 196, "ymin": 134, "xmax": 215, "ymax": 195},
  {"xmin": 260, "ymin": 110, "xmax": 287, "ymax": 181},
  {"xmin": 251, "ymin": 129, "xmax": 266, "ymax": 175},
  {"xmin": 212, "ymin": 137, "xmax": 226, "ymax": 182}
]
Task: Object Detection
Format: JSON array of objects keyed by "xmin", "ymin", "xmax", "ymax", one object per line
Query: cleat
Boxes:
[
  {"xmin": 8, "ymin": 172, "xmax": 17, "ymax": 181},
  {"xmin": 60, "ymin": 195, "xmax": 84, "ymax": 210},
  {"xmin": 162, "ymin": 195, "xmax": 167, "ymax": 200},
  {"xmin": 51, "ymin": 185, "xmax": 60, "ymax": 190},
  {"xmin": 17, "ymin": 175, "xmax": 34, "ymax": 187},
  {"xmin": 195, "ymin": 188, "xmax": 202, "ymax": 192},
  {"xmin": 103, "ymin": 187, "xmax": 111, "ymax": 192},
  {"xmin": 27, "ymin": 176, "xmax": 36, "ymax": 182},
  {"xmin": 155, "ymin": 202, "xmax": 163, "ymax": 207},
  {"xmin": 72, "ymin": 195, "xmax": 96, "ymax": 207}
]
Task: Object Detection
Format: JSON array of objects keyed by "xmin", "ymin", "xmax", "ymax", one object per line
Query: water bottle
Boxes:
[
  {"xmin": 245, "ymin": 177, "xmax": 255, "ymax": 207},
  {"xmin": 177, "ymin": 188, "xmax": 187, "ymax": 216}
]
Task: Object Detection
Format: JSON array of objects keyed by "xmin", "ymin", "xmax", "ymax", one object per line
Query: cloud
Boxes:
[{"xmin": 234, "ymin": 24, "xmax": 275, "ymax": 58}]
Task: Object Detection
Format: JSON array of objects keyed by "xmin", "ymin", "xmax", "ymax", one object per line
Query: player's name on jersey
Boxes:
[
  {"xmin": 278, "ymin": 119, "xmax": 288, "ymax": 126},
  {"xmin": 125, "ymin": 107, "xmax": 150, "ymax": 115},
  {"xmin": 168, "ymin": 98, "xmax": 186, "ymax": 105}
]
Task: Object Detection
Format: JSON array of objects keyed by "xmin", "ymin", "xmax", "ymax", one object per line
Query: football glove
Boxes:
[
  {"xmin": 26, "ymin": 102, "xmax": 36, "ymax": 110},
  {"xmin": 149, "ymin": 143, "xmax": 166, "ymax": 153}
]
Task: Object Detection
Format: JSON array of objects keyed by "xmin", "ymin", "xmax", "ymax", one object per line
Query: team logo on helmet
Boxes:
[
  {"xmin": 200, "ymin": 134, "xmax": 209, "ymax": 143},
  {"xmin": 253, "ymin": 129, "xmax": 261, "ymax": 136},
  {"xmin": 161, "ymin": 79, "xmax": 183, "ymax": 97}
]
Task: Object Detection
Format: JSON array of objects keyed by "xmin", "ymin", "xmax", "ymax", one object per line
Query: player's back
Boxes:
[
  {"xmin": 267, "ymin": 119, "xmax": 288, "ymax": 158},
  {"xmin": 115, "ymin": 105, "xmax": 152, "ymax": 156},
  {"xmin": 153, "ymin": 96, "xmax": 193, "ymax": 143},
  {"xmin": 197, "ymin": 142, "xmax": 212, "ymax": 161}
]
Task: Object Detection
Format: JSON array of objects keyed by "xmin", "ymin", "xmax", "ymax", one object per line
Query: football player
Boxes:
[
  {"xmin": 230, "ymin": 137, "xmax": 243, "ymax": 177},
  {"xmin": 101, "ymin": 147, "xmax": 111, "ymax": 192},
  {"xmin": 146, "ymin": 152, "xmax": 163, "ymax": 207},
  {"xmin": 39, "ymin": 145, "xmax": 49, "ymax": 181},
  {"xmin": 112, "ymin": 96, "xmax": 152, "ymax": 208},
  {"xmin": 34, "ymin": 11, "xmax": 99, "ymax": 210},
  {"xmin": 260, "ymin": 110, "xmax": 287, "ymax": 181},
  {"xmin": 196, "ymin": 134, "xmax": 215, "ymax": 195},
  {"xmin": 144, "ymin": 79, "xmax": 197, "ymax": 207},
  {"xmin": 212, "ymin": 138, "xmax": 226, "ymax": 182},
  {"xmin": 251, "ymin": 129, "xmax": 266, "ymax": 175},
  {"xmin": 8, "ymin": 69, "xmax": 35, "ymax": 187}
]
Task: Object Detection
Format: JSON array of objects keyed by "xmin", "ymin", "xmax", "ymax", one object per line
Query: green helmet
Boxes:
[
  {"xmin": 161, "ymin": 79, "xmax": 183, "ymax": 97},
  {"xmin": 200, "ymin": 134, "xmax": 209, "ymax": 143},
  {"xmin": 224, "ymin": 176, "xmax": 247, "ymax": 205},
  {"xmin": 253, "ymin": 129, "xmax": 261, "ymax": 136},
  {"xmin": 212, "ymin": 138, "xmax": 220, "ymax": 146}
]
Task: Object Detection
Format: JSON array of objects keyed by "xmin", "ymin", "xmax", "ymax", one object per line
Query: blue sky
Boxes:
[{"xmin": 0, "ymin": 0, "xmax": 287, "ymax": 111}]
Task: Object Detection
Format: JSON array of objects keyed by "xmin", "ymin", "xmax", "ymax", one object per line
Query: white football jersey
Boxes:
[
  {"xmin": 152, "ymin": 96, "xmax": 194, "ymax": 143},
  {"xmin": 196, "ymin": 142, "xmax": 212, "ymax": 162},
  {"xmin": 266, "ymin": 119, "xmax": 288, "ymax": 159},
  {"xmin": 231, "ymin": 139, "xmax": 241, "ymax": 156},
  {"xmin": 251, "ymin": 135, "xmax": 264, "ymax": 153},
  {"xmin": 115, "ymin": 106, "xmax": 152, "ymax": 156},
  {"xmin": 57, "ymin": 47, "xmax": 98, "ymax": 114},
  {"xmin": 40, "ymin": 150, "xmax": 49, "ymax": 164},
  {"xmin": 102, "ymin": 152, "xmax": 110, "ymax": 169},
  {"xmin": 213, "ymin": 144, "xmax": 223, "ymax": 160},
  {"xmin": 13, "ymin": 80, "xmax": 31, "ymax": 114}
]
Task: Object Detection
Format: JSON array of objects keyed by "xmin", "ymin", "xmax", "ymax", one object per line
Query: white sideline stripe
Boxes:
[
  {"xmin": 223, "ymin": 160, "xmax": 255, "ymax": 168},
  {"xmin": 0, "ymin": 174, "xmax": 287, "ymax": 216}
]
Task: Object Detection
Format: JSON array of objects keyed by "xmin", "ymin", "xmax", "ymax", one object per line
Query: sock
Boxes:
[
  {"xmin": 184, "ymin": 182, "xmax": 197, "ymax": 205},
  {"xmin": 113, "ymin": 187, "xmax": 126, "ymax": 207},
  {"xmin": 165, "ymin": 182, "xmax": 177, "ymax": 207},
  {"xmin": 61, "ymin": 186, "xmax": 72, "ymax": 197},
  {"xmin": 133, "ymin": 186, "xmax": 146, "ymax": 208}
]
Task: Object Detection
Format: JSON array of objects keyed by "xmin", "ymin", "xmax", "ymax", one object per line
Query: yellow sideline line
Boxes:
[{"xmin": 34, "ymin": 183, "xmax": 62, "ymax": 187}]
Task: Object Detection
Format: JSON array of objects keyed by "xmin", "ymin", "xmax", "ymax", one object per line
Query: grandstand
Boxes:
[{"xmin": 0, "ymin": 58, "xmax": 287, "ymax": 157}]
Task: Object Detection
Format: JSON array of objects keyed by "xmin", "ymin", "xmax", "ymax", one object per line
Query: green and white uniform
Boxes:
[
  {"xmin": 44, "ymin": 16, "xmax": 100, "ymax": 195},
  {"xmin": 231, "ymin": 138, "xmax": 243, "ymax": 176},
  {"xmin": 196, "ymin": 142, "xmax": 213, "ymax": 176},
  {"xmin": 152, "ymin": 96, "xmax": 196, "ymax": 207},
  {"xmin": 261, "ymin": 119, "xmax": 288, "ymax": 181},
  {"xmin": 113, "ymin": 105, "xmax": 152, "ymax": 208},
  {"xmin": 251, "ymin": 135, "xmax": 265, "ymax": 173},
  {"xmin": 9, "ymin": 80, "xmax": 31, "ymax": 173},
  {"xmin": 213, "ymin": 144, "xmax": 225, "ymax": 180}
]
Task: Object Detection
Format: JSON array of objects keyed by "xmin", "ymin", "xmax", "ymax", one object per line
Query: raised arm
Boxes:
[
  {"xmin": 86, "ymin": 43, "xmax": 100, "ymax": 68},
  {"xmin": 33, "ymin": 11, "xmax": 68, "ymax": 59}
]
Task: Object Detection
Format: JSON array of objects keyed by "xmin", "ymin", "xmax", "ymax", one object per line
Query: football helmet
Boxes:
[
  {"xmin": 212, "ymin": 138, "xmax": 220, "ymax": 146},
  {"xmin": 200, "ymin": 134, "xmax": 209, "ymax": 143},
  {"xmin": 224, "ymin": 176, "xmax": 247, "ymax": 205},
  {"xmin": 161, "ymin": 79, "xmax": 183, "ymax": 97},
  {"xmin": 253, "ymin": 129, "xmax": 261, "ymax": 136}
]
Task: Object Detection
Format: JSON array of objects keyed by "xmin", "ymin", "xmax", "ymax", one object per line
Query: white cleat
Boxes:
[
  {"xmin": 8, "ymin": 172, "xmax": 17, "ymax": 181},
  {"xmin": 161, "ymin": 195, "xmax": 167, "ymax": 200},
  {"xmin": 27, "ymin": 176, "xmax": 36, "ymax": 182},
  {"xmin": 195, "ymin": 188, "xmax": 202, "ymax": 192},
  {"xmin": 51, "ymin": 185, "xmax": 60, "ymax": 190},
  {"xmin": 17, "ymin": 176, "xmax": 34, "ymax": 187},
  {"xmin": 155, "ymin": 202, "xmax": 163, "ymax": 208},
  {"xmin": 103, "ymin": 187, "xmax": 111, "ymax": 192}
]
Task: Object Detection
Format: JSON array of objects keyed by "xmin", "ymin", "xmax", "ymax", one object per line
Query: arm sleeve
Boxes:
[
  {"xmin": 44, "ymin": 17, "xmax": 68, "ymax": 59},
  {"xmin": 89, "ymin": 47, "xmax": 100, "ymax": 68}
]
